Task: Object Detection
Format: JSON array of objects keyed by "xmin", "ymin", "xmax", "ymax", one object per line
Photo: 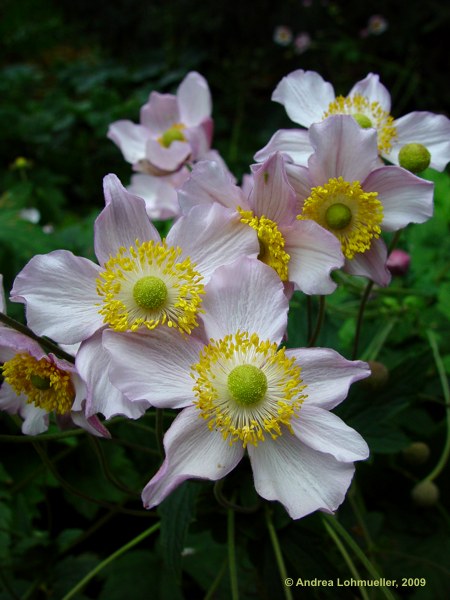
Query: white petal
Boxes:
[
  {"xmin": 386, "ymin": 112, "xmax": 450, "ymax": 171},
  {"xmin": 177, "ymin": 72, "xmax": 212, "ymax": 126},
  {"xmin": 11, "ymin": 251, "xmax": 102, "ymax": 345},
  {"xmin": 294, "ymin": 405, "xmax": 369, "ymax": 462},
  {"xmin": 0, "ymin": 274, "xmax": 5, "ymax": 313},
  {"xmin": 272, "ymin": 70, "xmax": 335, "ymax": 126},
  {"xmin": 283, "ymin": 220, "xmax": 344, "ymax": 294},
  {"xmin": 349, "ymin": 73, "xmax": 391, "ymax": 112},
  {"xmin": 248, "ymin": 433, "xmax": 356, "ymax": 519},
  {"xmin": 201, "ymin": 257, "xmax": 288, "ymax": 343},
  {"xmin": 103, "ymin": 328, "xmax": 205, "ymax": 409},
  {"xmin": 127, "ymin": 173, "xmax": 182, "ymax": 221},
  {"xmin": 363, "ymin": 166, "xmax": 434, "ymax": 231},
  {"xmin": 107, "ymin": 121, "xmax": 148, "ymax": 164},
  {"xmin": 308, "ymin": 115, "xmax": 380, "ymax": 183},
  {"xmin": 284, "ymin": 163, "xmax": 314, "ymax": 206},
  {"xmin": 285, "ymin": 347, "xmax": 370, "ymax": 409},
  {"xmin": 95, "ymin": 174, "xmax": 161, "ymax": 265},
  {"xmin": 142, "ymin": 406, "xmax": 244, "ymax": 509},
  {"xmin": 0, "ymin": 383, "xmax": 25, "ymax": 414},
  {"xmin": 343, "ymin": 237, "xmax": 391, "ymax": 286},
  {"xmin": 76, "ymin": 331, "xmax": 149, "ymax": 419},
  {"xmin": 20, "ymin": 403, "xmax": 49, "ymax": 435},
  {"xmin": 167, "ymin": 203, "xmax": 259, "ymax": 283},
  {"xmin": 253, "ymin": 129, "xmax": 313, "ymax": 165}
]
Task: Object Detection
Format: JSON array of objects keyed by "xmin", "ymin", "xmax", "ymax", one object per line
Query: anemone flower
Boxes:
[{"xmin": 104, "ymin": 258, "xmax": 370, "ymax": 520}]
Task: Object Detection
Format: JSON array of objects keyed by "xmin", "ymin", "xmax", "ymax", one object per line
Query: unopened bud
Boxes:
[
  {"xmin": 363, "ymin": 361, "xmax": 389, "ymax": 390},
  {"xmin": 387, "ymin": 249, "xmax": 410, "ymax": 276},
  {"xmin": 411, "ymin": 480, "xmax": 439, "ymax": 507},
  {"xmin": 402, "ymin": 442, "xmax": 430, "ymax": 465},
  {"xmin": 398, "ymin": 143, "xmax": 431, "ymax": 173}
]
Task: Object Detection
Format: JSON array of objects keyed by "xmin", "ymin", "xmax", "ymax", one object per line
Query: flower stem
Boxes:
[
  {"xmin": 308, "ymin": 296, "xmax": 325, "ymax": 347},
  {"xmin": 352, "ymin": 280, "xmax": 374, "ymax": 360},
  {"xmin": 0, "ymin": 312, "xmax": 75, "ymax": 363},
  {"xmin": 423, "ymin": 330, "xmax": 450, "ymax": 483},
  {"xmin": 264, "ymin": 504, "xmax": 293, "ymax": 600},
  {"xmin": 227, "ymin": 501, "xmax": 239, "ymax": 600},
  {"xmin": 61, "ymin": 521, "xmax": 161, "ymax": 600}
]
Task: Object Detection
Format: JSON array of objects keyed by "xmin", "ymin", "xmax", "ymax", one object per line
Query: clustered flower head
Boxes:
[{"xmin": 1, "ymin": 68, "xmax": 447, "ymax": 520}]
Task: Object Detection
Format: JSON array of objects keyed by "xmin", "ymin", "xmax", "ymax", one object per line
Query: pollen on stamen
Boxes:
[
  {"xmin": 2, "ymin": 353, "xmax": 75, "ymax": 414},
  {"xmin": 191, "ymin": 331, "xmax": 307, "ymax": 448}
]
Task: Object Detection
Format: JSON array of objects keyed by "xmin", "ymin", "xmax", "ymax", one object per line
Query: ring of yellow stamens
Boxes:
[
  {"xmin": 2, "ymin": 353, "xmax": 75, "ymax": 414},
  {"xmin": 158, "ymin": 123, "xmax": 186, "ymax": 148},
  {"xmin": 298, "ymin": 177, "xmax": 383, "ymax": 260},
  {"xmin": 191, "ymin": 331, "xmax": 307, "ymax": 448},
  {"xmin": 96, "ymin": 239, "xmax": 204, "ymax": 334},
  {"xmin": 323, "ymin": 94, "xmax": 397, "ymax": 153},
  {"xmin": 237, "ymin": 208, "xmax": 290, "ymax": 281}
]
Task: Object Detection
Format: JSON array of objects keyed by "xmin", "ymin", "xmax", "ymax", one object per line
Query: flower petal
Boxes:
[
  {"xmin": 254, "ymin": 129, "xmax": 313, "ymax": 165},
  {"xmin": 248, "ymin": 433, "xmax": 356, "ymax": 519},
  {"xmin": 308, "ymin": 115, "xmax": 380, "ymax": 183},
  {"xmin": 349, "ymin": 73, "xmax": 391, "ymax": 112},
  {"xmin": 142, "ymin": 406, "xmax": 244, "ymax": 509},
  {"xmin": 201, "ymin": 257, "xmax": 288, "ymax": 343},
  {"xmin": 103, "ymin": 327, "xmax": 205, "ymax": 409},
  {"xmin": 145, "ymin": 138, "xmax": 191, "ymax": 172},
  {"xmin": 167, "ymin": 203, "xmax": 259, "ymax": 283},
  {"xmin": 272, "ymin": 69, "xmax": 335, "ymax": 126},
  {"xmin": 285, "ymin": 347, "xmax": 370, "ymax": 409},
  {"xmin": 283, "ymin": 220, "xmax": 344, "ymax": 294},
  {"xmin": 177, "ymin": 72, "xmax": 212, "ymax": 126},
  {"xmin": 107, "ymin": 120, "xmax": 148, "ymax": 164},
  {"xmin": 76, "ymin": 330, "xmax": 149, "ymax": 419},
  {"xmin": 20, "ymin": 403, "xmax": 49, "ymax": 435},
  {"xmin": 127, "ymin": 173, "xmax": 182, "ymax": 221},
  {"xmin": 343, "ymin": 237, "xmax": 391, "ymax": 286},
  {"xmin": 95, "ymin": 174, "xmax": 161, "ymax": 265},
  {"xmin": 140, "ymin": 93, "xmax": 180, "ymax": 134},
  {"xmin": 386, "ymin": 112, "xmax": 450, "ymax": 171},
  {"xmin": 0, "ymin": 274, "xmax": 5, "ymax": 313},
  {"xmin": 293, "ymin": 405, "xmax": 369, "ymax": 462},
  {"xmin": 11, "ymin": 251, "xmax": 102, "ymax": 345},
  {"xmin": 363, "ymin": 166, "xmax": 434, "ymax": 231}
]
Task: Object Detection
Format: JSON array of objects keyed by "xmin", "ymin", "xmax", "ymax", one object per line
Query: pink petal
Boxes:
[
  {"xmin": 11, "ymin": 251, "xmax": 102, "ymax": 345},
  {"xmin": 140, "ymin": 93, "xmax": 180, "ymax": 134},
  {"xmin": 272, "ymin": 69, "xmax": 335, "ymax": 126},
  {"xmin": 343, "ymin": 237, "xmax": 391, "ymax": 286},
  {"xmin": 248, "ymin": 432, "xmax": 356, "ymax": 519},
  {"xmin": 254, "ymin": 129, "xmax": 313, "ymax": 165},
  {"xmin": 142, "ymin": 406, "xmax": 244, "ymax": 509},
  {"xmin": 348, "ymin": 73, "xmax": 391, "ymax": 112},
  {"xmin": 283, "ymin": 220, "xmax": 344, "ymax": 294},
  {"xmin": 285, "ymin": 347, "xmax": 370, "ymax": 409},
  {"xmin": 177, "ymin": 72, "xmax": 212, "ymax": 126},
  {"xmin": 284, "ymin": 163, "xmax": 314, "ymax": 207},
  {"xmin": 0, "ymin": 274, "xmax": 5, "ymax": 313},
  {"xmin": 95, "ymin": 174, "xmax": 161, "ymax": 265},
  {"xmin": 127, "ymin": 173, "xmax": 182, "ymax": 221},
  {"xmin": 145, "ymin": 138, "xmax": 191, "ymax": 171},
  {"xmin": 201, "ymin": 257, "xmax": 288, "ymax": 343},
  {"xmin": 107, "ymin": 120, "xmax": 148, "ymax": 164}
]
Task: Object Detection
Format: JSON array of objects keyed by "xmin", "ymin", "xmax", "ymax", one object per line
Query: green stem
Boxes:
[
  {"xmin": 322, "ymin": 515, "xmax": 397, "ymax": 600},
  {"xmin": 214, "ymin": 480, "xmax": 260, "ymax": 514},
  {"xmin": 0, "ymin": 312, "xmax": 75, "ymax": 363},
  {"xmin": 322, "ymin": 518, "xmax": 371, "ymax": 600},
  {"xmin": 88, "ymin": 436, "xmax": 140, "ymax": 496},
  {"xmin": 204, "ymin": 558, "xmax": 227, "ymax": 600},
  {"xmin": 265, "ymin": 505, "xmax": 293, "ymax": 600},
  {"xmin": 61, "ymin": 522, "xmax": 161, "ymax": 600},
  {"xmin": 308, "ymin": 296, "xmax": 325, "ymax": 347},
  {"xmin": 423, "ymin": 330, "xmax": 450, "ymax": 482},
  {"xmin": 155, "ymin": 408, "xmax": 164, "ymax": 458},
  {"xmin": 227, "ymin": 502, "xmax": 239, "ymax": 600},
  {"xmin": 0, "ymin": 428, "xmax": 86, "ymax": 443},
  {"xmin": 352, "ymin": 280, "xmax": 374, "ymax": 360}
]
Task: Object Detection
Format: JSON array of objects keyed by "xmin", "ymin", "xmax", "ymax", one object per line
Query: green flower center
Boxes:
[
  {"xmin": 353, "ymin": 113, "xmax": 373, "ymax": 129},
  {"xmin": 227, "ymin": 364, "xmax": 268, "ymax": 406},
  {"xmin": 133, "ymin": 276, "xmax": 168, "ymax": 310},
  {"xmin": 30, "ymin": 374, "xmax": 51, "ymax": 390},
  {"xmin": 159, "ymin": 125, "xmax": 186, "ymax": 148},
  {"xmin": 325, "ymin": 203, "xmax": 353, "ymax": 230},
  {"xmin": 398, "ymin": 143, "xmax": 431, "ymax": 173}
]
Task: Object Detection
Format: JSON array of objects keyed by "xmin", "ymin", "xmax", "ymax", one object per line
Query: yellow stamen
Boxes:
[
  {"xmin": 323, "ymin": 94, "xmax": 397, "ymax": 153},
  {"xmin": 96, "ymin": 239, "xmax": 204, "ymax": 334},
  {"xmin": 238, "ymin": 208, "xmax": 290, "ymax": 281},
  {"xmin": 158, "ymin": 123, "xmax": 186, "ymax": 148},
  {"xmin": 192, "ymin": 331, "xmax": 307, "ymax": 448},
  {"xmin": 2, "ymin": 353, "xmax": 75, "ymax": 414},
  {"xmin": 298, "ymin": 177, "xmax": 383, "ymax": 260}
]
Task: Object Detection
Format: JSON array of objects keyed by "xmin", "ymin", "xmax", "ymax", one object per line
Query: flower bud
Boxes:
[
  {"xmin": 398, "ymin": 143, "xmax": 431, "ymax": 173},
  {"xmin": 411, "ymin": 481, "xmax": 439, "ymax": 507},
  {"xmin": 386, "ymin": 249, "xmax": 410, "ymax": 276},
  {"xmin": 402, "ymin": 441, "xmax": 430, "ymax": 465},
  {"xmin": 362, "ymin": 361, "xmax": 389, "ymax": 390}
]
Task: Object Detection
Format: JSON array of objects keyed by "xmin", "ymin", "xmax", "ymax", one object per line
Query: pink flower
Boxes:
[
  {"xmin": 108, "ymin": 72, "xmax": 213, "ymax": 175},
  {"xmin": 179, "ymin": 153, "xmax": 344, "ymax": 295},
  {"xmin": 287, "ymin": 115, "xmax": 434, "ymax": 285},
  {"xmin": 294, "ymin": 32, "xmax": 312, "ymax": 54},
  {"xmin": 257, "ymin": 69, "xmax": 450, "ymax": 171},
  {"xmin": 386, "ymin": 249, "xmax": 410, "ymax": 276},
  {"xmin": 10, "ymin": 175, "xmax": 258, "ymax": 418},
  {"xmin": 104, "ymin": 258, "xmax": 370, "ymax": 519}
]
